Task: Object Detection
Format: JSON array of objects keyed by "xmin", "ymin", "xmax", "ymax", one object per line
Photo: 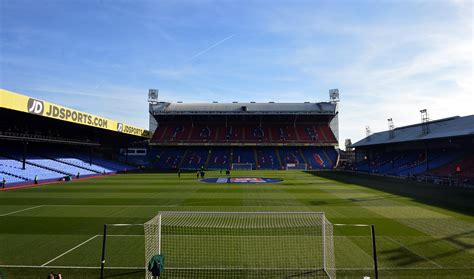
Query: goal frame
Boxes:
[
  {"xmin": 231, "ymin": 163, "xmax": 254, "ymax": 170},
  {"xmin": 146, "ymin": 211, "xmax": 335, "ymax": 279},
  {"xmin": 285, "ymin": 163, "xmax": 308, "ymax": 170}
]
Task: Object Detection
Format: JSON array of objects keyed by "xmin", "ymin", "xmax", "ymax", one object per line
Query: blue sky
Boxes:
[{"xmin": 0, "ymin": 0, "xmax": 472, "ymax": 145}]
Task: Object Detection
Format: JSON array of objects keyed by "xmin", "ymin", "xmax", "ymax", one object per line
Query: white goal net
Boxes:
[
  {"xmin": 286, "ymin": 163, "xmax": 308, "ymax": 170},
  {"xmin": 231, "ymin": 163, "xmax": 253, "ymax": 170},
  {"xmin": 144, "ymin": 212, "xmax": 336, "ymax": 278}
]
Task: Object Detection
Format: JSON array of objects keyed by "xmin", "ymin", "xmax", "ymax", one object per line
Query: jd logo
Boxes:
[
  {"xmin": 27, "ymin": 98, "xmax": 44, "ymax": 115},
  {"xmin": 117, "ymin": 123, "xmax": 124, "ymax": 132}
]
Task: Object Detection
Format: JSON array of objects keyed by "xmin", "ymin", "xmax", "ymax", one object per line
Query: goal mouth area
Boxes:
[{"xmin": 200, "ymin": 177, "xmax": 284, "ymax": 184}]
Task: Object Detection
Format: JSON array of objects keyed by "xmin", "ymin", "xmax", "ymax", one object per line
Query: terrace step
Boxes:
[{"xmin": 35, "ymin": 153, "xmax": 101, "ymax": 174}]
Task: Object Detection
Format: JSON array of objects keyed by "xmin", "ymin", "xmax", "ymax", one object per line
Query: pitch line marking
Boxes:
[
  {"xmin": 0, "ymin": 205, "xmax": 43, "ymax": 217},
  {"xmin": 384, "ymin": 236, "xmax": 443, "ymax": 268},
  {"xmin": 0, "ymin": 265, "xmax": 142, "ymax": 270},
  {"xmin": 41, "ymin": 235, "xmax": 99, "ymax": 267},
  {"xmin": 1, "ymin": 265, "xmax": 472, "ymax": 271}
]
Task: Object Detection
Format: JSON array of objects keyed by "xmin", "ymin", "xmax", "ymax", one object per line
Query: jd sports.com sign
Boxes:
[{"xmin": 26, "ymin": 98, "xmax": 108, "ymax": 128}]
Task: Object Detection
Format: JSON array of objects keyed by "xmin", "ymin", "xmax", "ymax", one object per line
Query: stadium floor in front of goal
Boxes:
[{"xmin": 0, "ymin": 171, "xmax": 473, "ymax": 279}]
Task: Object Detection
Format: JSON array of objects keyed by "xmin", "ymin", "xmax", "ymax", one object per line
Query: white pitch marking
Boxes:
[
  {"xmin": 41, "ymin": 235, "xmax": 99, "ymax": 267},
  {"xmin": 0, "ymin": 265, "xmax": 143, "ymax": 269},
  {"xmin": 0, "ymin": 205, "xmax": 43, "ymax": 217},
  {"xmin": 0, "ymin": 264, "xmax": 472, "ymax": 271}
]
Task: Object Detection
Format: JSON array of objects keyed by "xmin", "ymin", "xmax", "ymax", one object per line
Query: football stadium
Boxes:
[
  {"xmin": 0, "ymin": 88, "xmax": 473, "ymax": 279},
  {"xmin": 1, "ymin": 1, "xmax": 473, "ymax": 278}
]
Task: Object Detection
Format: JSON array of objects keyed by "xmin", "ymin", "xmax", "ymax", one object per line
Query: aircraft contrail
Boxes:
[{"xmin": 188, "ymin": 34, "xmax": 235, "ymax": 61}]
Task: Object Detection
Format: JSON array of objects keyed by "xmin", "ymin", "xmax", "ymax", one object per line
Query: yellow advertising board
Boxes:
[{"xmin": 0, "ymin": 89, "xmax": 150, "ymax": 138}]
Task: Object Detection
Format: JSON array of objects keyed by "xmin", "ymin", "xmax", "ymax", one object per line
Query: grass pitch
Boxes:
[{"xmin": 0, "ymin": 171, "xmax": 473, "ymax": 278}]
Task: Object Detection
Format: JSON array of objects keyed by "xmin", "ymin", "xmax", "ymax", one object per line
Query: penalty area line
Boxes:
[
  {"xmin": 0, "ymin": 205, "xmax": 44, "ymax": 217},
  {"xmin": 41, "ymin": 235, "xmax": 99, "ymax": 267}
]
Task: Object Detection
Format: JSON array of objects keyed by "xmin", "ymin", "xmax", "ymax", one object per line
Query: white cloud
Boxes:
[{"xmin": 267, "ymin": 3, "xmax": 473, "ymax": 147}]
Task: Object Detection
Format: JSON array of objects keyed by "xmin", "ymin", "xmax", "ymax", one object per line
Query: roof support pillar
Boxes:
[{"xmin": 22, "ymin": 141, "xmax": 27, "ymax": 170}]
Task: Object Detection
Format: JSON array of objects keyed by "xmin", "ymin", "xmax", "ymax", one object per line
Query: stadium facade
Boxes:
[
  {"xmin": 148, "ymin": 99, "xmax": 340, "ymax": 170},
  {"xmin": 351, "ymin": 115, "xmax": 474, "ymax": 185}
]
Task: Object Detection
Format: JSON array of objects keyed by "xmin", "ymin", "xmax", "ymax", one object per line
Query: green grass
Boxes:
[{"xmin": 0, "ymin": 171, "xmax": 473, "ymax": 278}]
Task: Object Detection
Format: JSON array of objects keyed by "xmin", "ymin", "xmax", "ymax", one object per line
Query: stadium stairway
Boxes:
[
  {"xmin": 178, "ymin": 149, "xmax": 190, "ymax": 169},
  {"xmin": 298, "ymin": 148, "xmax": 309, "ymax": 167},
  {"xmin": 204, "ymin": 149, "xmax": 212, "ymax": 169},
  {"xmin": 293, "ymin": 126, "xmax": 300, "ymax": 141},
  {"xmin": 229, "ymin": 148, "xmax": 234, "ymax": 169},
  {"xmin": 321, "ymin": 149, "xmax": 333, "ymax": 166},
  {"xmin": 275, "ymin": 148, "xmax": 283, "ymax": 170},
  {"xmin": 159, "ymin": 126, "xmax": 169, "ymax": 141},
  {"xmin": 253, "ymin": 149, "xmax": 258, "ymax": 167},
  {"xmin": 317, "ymin": 125, "xmax": 328, "ymax": 142}
]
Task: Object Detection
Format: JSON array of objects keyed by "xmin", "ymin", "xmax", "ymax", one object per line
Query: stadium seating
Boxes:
[
  {"xmin": 356, "ymin": 149, "xmax": 464, "ymax": 177},
  {"xmin": 278, "ymin": 148, "xmax": 306, "ymax": 169},
  {"xmin": 180, "ymin": 148, "xmax": 210, "ymax": 170},
  {"xmin": 232, "ymin": 147, "xmax": 256, "ymax": 168},
  {"xmin": 0, "ymin": 150, "xmax": 135, "ymax": 187},
  {"xmin": 147, "ymin": 146, "xmax": 338, "ymax": 171},
  {"xmin": 430, "ymin": 153, "xmax": 474, "ymax": 178},
  {"xmin": 256, "ymin": 148, "xmax": 280, "ymax": 169},
  {"xmin": 153, "ymin": 148, "xmax": 186, "ymax": 170},
  {"xmin": 70, "ymin": 152, "xmax": 132, "ymax": 172},
  {"xmin": 207, "ymin": 148, "xmax": 230, "ymax": 170},
  {"xmin": 151, "ymin": 124, "xmax": 337, "ymax": 144},
  {"xmin": 302, "ymin": 147, "xmax": 337, "ymax": 169},
  {"xmin": 0, "ymin": 171, "xmax": 26, "ymax": 184}
]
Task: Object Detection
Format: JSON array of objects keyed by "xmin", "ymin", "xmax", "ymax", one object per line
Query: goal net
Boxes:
[
  {"xmin": 231, "ymin": 163, "xmax": 253, "ymax": 171},
  {"xmin": 286, "ymin": 163, "xmax": 308, "ymax": 170},
  {"xmin": 144, "ymin": 212, "xmax": 336, "ymax": 278}
]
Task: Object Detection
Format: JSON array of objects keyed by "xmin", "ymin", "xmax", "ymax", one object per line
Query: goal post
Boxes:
[
  {"xmin": 231, "ymin": 163, "xmax": 253, "ymax": 170},
  {"xmin": 286, "ymin": 163, "xmax": 308, "ymax": 170},
  {"xmin": 144, "ymin": 212, "xmax": 336, "ymax": 278}
]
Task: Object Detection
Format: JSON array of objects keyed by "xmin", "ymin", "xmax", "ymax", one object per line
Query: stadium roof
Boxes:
[
  {"xmin": 151, "ymin": 102, "xmax": 337, "ymax": 115},
  {"xmin": 0, "ymin": 89, "xmax": 150, "ymax": 138},
  {"xmin": 352, "ymin": 115, "xmax": 474, "ymax": 148}
]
